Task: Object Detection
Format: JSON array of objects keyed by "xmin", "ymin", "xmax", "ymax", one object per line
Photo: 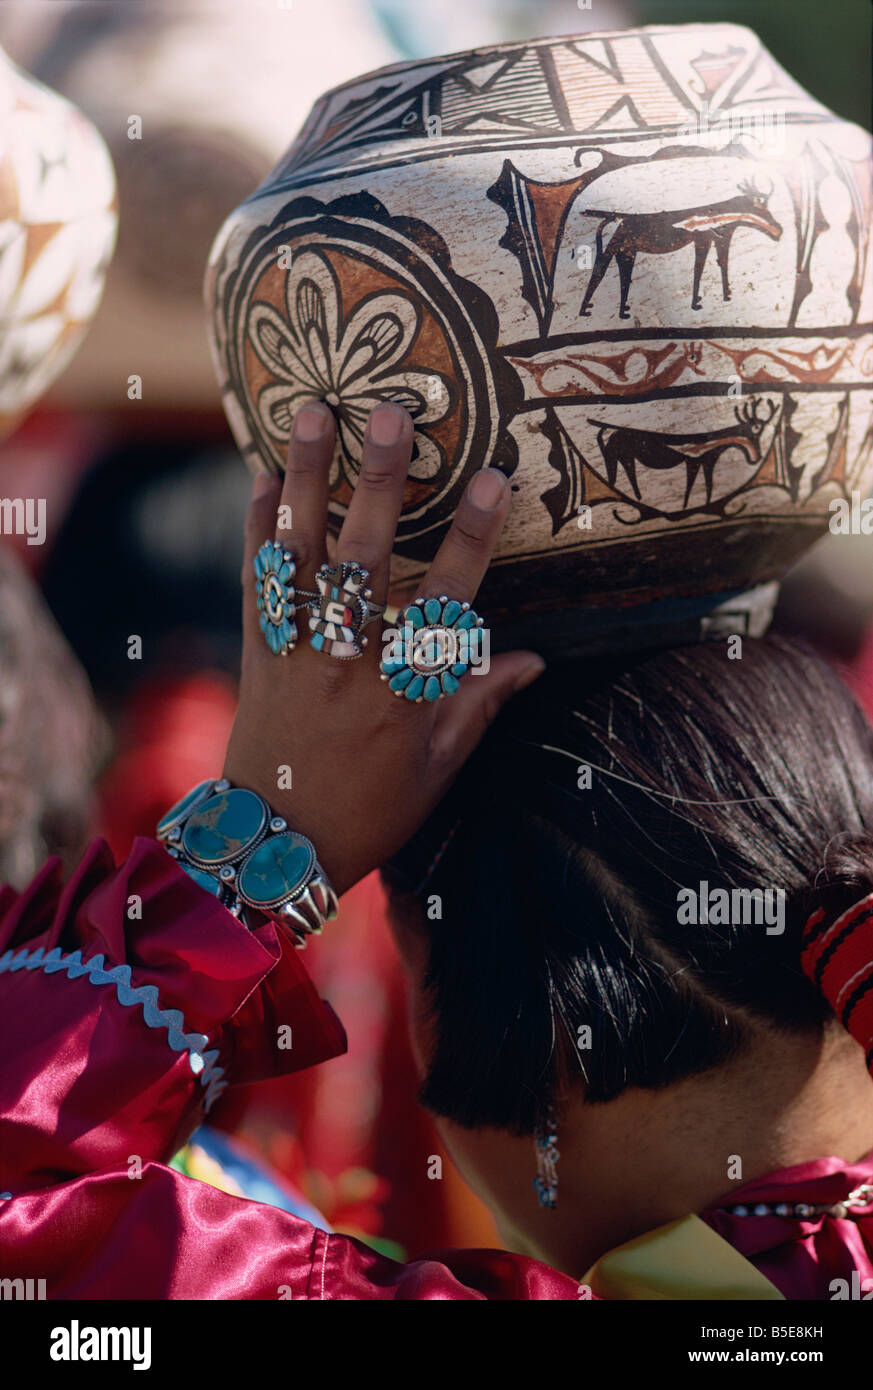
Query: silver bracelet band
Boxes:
[{"xmin": 156, "ymin": 778, "xmax": 337, "ymax": 947}]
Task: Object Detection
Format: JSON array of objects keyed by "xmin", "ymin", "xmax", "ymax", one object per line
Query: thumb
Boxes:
[{"xmin": 433, "ymin": 650, "xmax": 545, "ymax": 765}]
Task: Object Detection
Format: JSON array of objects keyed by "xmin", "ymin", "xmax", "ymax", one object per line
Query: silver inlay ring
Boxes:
[{"xmin": 308, "ymin": 560, "xmax": 385, "ymax": 659}]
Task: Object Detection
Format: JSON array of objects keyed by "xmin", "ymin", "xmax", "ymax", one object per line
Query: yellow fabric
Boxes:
[{"xmin": 582, "ymin": 1214, "xmax": 785, "ymax": 1300}]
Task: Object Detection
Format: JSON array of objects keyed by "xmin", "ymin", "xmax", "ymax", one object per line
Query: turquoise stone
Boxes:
[
  {"xmin": 311, "ymin": 631, "xmax": 325, "ymax": 651},
  {"xmin": 389, "ymin": 667, "xmax": 414, "ymax": 691},
  {"xmin": 406, "ymin": 604, "xmax": 424, "ymax": 629},
  {"xmin": 380, "ymin": 658, "xmax": 406, "ymax": 676},
  {"xmin": 443, "ymin": 600, "xmax": 462, "ymax": 625},
  {"xmin": 157, "ymin": 780, "xmax": 215, "ymax": 838},
  {"xmin": 441, "ymin": 673, "xmax": 459, "ymax": 695},
  {"xmin": 424, "ymin": 598, "xmax": 442, "ymax": 624},
  {"xmin": 239, "ymin": 833, "xmax": 314, "ymax": 907},
  {"xmin": 451, "ymin": 662, "xmax": 468, "ymax": 677},
  {"xmin": 423, "ymin": 676, "xmax": 442, "ymax": 701},
  {"xmin": 181, "ymin": 864, "xmax": 225, "ymax": 899},
  {"xmin": 456, "ymin": 609, "xmax": 479, "ymax": 630},
  {"xmin": 182, "ymin": 789, "xmax": 266, "ymax": 865},
  {"xmin": 279, "ymin": 562, "xmax": 293, "ymax": 583},
  {"xmin": 405, "ymin": 674, "xmax": 424, "ymax": 700}
]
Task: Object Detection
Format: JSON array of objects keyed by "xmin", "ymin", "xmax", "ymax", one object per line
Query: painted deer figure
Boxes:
[
  {"xmin": 593, "ymin": 396, "xmax": 779, "ymax": 510},
  {"xmin": 578, "ymin": 179, "xmax": 782, "ymax": 319}
]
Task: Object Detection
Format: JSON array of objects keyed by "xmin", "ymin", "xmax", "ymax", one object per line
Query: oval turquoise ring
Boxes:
[
  {"xmin": 379, "ymin": 595, "xmax": 484, "ymax": 702},
  {"xmin": 254, "ymin": 540, "xmax": 302, "ymax": 655}
]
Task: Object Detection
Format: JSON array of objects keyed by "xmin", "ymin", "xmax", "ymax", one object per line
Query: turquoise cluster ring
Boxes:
[
  {"xmin": 379, "ymin": 595, "xmax": 484, "ymax": 702},
  {"xmin": 156, "ymin": 778, "xmax": 337, "ymax": 945},
  {"xmin": 254, "ymin": 540, "xmax": 317, "ymax": 656}
]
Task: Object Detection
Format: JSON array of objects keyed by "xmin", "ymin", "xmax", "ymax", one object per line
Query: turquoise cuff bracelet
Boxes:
[{"xmin": 156, "ymin": 778, "xmax": 338, "ymax": 946}]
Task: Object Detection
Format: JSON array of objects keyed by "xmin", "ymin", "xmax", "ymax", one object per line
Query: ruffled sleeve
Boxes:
[
  {"xmin": 0, "ymin": 838, "xmax": 580, "ymax": 1300},
  {"xmin": 0, "ymin": 837, "xmax": 346, "ymax": 1193}
]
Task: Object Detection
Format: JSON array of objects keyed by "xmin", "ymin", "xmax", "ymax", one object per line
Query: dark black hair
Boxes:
[{"xmin": 384, "ymin": 636, "xmax": 873, "ymax": 1135}]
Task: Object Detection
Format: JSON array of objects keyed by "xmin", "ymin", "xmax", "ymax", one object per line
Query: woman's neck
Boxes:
[{"xmin": 496, "ymin": 1023, "xmax": 873, "ymax": 1277}]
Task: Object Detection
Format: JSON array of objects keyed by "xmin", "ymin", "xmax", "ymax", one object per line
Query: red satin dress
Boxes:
[{"xmin": 1, "ymin": 838, "xmax": 872, "ymax": 1300}]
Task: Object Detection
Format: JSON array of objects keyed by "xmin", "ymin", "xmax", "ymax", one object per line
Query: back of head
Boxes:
[{"xmin": 386, "ymin": 636, "xmax": 873, "ymax": 1133}]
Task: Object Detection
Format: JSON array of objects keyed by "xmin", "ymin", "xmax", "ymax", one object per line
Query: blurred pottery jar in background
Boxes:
[
  {"xmin": 0, "ymin": 0, "xmax": 392, "ymax": 413},
  {"xmin": 0, "ymin": 44, "xmax": 116, "ymax": 438},
  {"xmin": 207, "ymin": 23, "xmax": 873, "ymax": 657}
]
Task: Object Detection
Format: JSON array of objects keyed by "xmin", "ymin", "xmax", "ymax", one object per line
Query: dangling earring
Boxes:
[{"xmin": 533, "ymin": 1105, "xmax": 560, "ymax": 1210}]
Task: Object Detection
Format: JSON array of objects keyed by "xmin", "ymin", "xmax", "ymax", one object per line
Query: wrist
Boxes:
[{"xmin": 221, "ymin": 750, "xmax": 351, "ymax": 892}]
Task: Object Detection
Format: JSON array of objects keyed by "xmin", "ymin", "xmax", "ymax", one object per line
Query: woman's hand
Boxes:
[{"xmin": 223, "ymin": 401, "xmax": 544, "ymax": 897}]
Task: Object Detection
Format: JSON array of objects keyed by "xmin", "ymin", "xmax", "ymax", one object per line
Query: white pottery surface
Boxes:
[
  {"xmin": 0, "ymin": 0, "xmax": 393, "ymax": 410},
  {"xmin": 0, "ymin": 46, "xmax": 116, "ymax": 436}
]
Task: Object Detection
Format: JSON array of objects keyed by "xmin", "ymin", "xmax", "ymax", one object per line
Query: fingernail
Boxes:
[
  {"xmin": 368, "ymin": 403, "xmax": 405, "ymax": 446},
  {"xmin": 295, "ymin": 403, "xmax": 330, "ymax": 441},
  {"xmin": 468, "ymin": 469, "xmax": 506, "ymax": 510},
  {"xmin": 252, "ymin": 472, "xmax": 274, "ymax": 498},
  {"xmin": 513, "ymin": 657, "xmax": 545, "ymax": 693}
]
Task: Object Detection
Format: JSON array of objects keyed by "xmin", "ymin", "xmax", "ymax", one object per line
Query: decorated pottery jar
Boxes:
[
  {"xmin": 207, "ymin": 24, "xmax": 873, "ymax": 653},
  {"xmin": 0, "ymin": 44, "xmax": 116, "ymax": 437}
]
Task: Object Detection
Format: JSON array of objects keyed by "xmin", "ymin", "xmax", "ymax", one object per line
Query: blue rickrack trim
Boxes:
[{"xmin": 0, "ymin": 945, "xmax": 228, "ymax": 1112}]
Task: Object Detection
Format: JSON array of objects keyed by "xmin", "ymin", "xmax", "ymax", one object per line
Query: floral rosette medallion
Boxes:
[
  {"xmin": 254, "ymin": 540, "xmax": 299, "ymax": 655},
  {"xmin": 380, "ymin": 596, "xmax": 483, "ymax": 702}
]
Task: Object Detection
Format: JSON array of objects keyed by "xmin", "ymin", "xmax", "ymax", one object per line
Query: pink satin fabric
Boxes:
[
  {"xmin": 704, "ymin": 1157, "xmax": 873, "ymax": 1299},
  {"xmin": 1, "ymin": 839, "xmax": 871, "ymax": 1300}
]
